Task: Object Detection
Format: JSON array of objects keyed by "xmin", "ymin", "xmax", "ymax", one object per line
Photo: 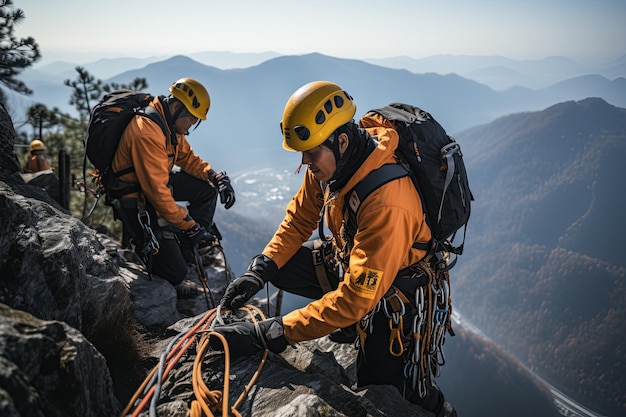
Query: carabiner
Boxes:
[
  {"xmin": 383, "ymin": 291, "xmax": 406, "ymax": 319},
  {"xmin": 388, "ymin": 315, "xmax": 404, "ymax": 357}
]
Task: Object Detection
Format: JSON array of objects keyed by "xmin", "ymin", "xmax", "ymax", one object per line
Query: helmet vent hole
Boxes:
[
  {"xmin": 334, "ymin": 95, "xmax": 344, "ymax": 108},
  {"xmin": 315, "ymin": 110, "xmax": 326, "ymax": 124},
  {"xmin": 294, "ymin": 125, "xmax": 310, "ymax": 140},
  {"xmin": 323, "ymin": 100, "xmax": 333, "ymax": 114}
]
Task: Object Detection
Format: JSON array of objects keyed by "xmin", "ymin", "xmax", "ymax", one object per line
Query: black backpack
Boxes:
[
  {"xmin": 85, "ymin": 89, "xmax": 169, "ymax": 181},
  {"xmin": 349, "ymin": 103, "xmax": 473, "ymax": 266}
]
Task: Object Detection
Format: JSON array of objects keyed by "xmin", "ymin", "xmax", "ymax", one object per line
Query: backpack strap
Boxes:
[
  {"xmin": 351, "ymin": 163, "xmax": 409, "ymax": 205},
  {"xmin": 110, "ymin": 106, "xmax": 171, "ymax": 179},
  {"xmin": 344, "ymin": 163, "xmax": 430, "ymax": 251}
]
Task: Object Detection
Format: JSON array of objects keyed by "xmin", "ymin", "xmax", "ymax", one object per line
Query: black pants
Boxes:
[
  {"xmin": 270, "ymin": 239, "xmax": 340, "ymax": 299},
  {"xmin": 120, "ymin": 171, "xmax": 218, "ymax": 285},
  {"xmin": 270, "ymin": 240, "xmax": 445, "ymax": 417},
  {"xmin": 357, "ymin": 307, "xmax": 446, "ymax": 416}
]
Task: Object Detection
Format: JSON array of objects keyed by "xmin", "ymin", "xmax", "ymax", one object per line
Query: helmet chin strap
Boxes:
[
  {"xmin": 190, "ymin": 119, "xmax": 202, "ymax": 132},
  {"xmin": 165, "ymin": 95, "xmax": 201, "ymax": 134}
]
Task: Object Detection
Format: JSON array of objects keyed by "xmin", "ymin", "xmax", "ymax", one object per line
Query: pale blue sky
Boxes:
[{"xmin": 17, "ymin": 0, "xmax": 626, "ymax": 65}]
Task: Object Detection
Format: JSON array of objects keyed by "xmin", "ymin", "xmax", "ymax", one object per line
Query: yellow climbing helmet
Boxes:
[
  {"xmin": 30, "ymin": 139, "xmax": 45, "ymax": 151},
  {"xmin": 280, "ymin": 81, "xmax": 356, "ymax": 151},
  {"xmin": 169, "ymin": 78, "xmax": 211, "ymax": 120}
]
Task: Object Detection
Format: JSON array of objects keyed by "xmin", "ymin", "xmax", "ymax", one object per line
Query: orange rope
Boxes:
[
  {"xmin": 190, "ymin": 305, "xmax": 268, "ymax": 417},
  {"xmin": 120, "ymin": 309, "xmax": 216, "ymax": 417},
  {"xmin": 121, "ymin": 305, "xmax": 269, "ymax": 417}
]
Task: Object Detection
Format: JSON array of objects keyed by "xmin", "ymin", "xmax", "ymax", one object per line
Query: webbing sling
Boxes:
[{"xmin": 311, "ymin": 239, "xmax": 334, "ymax": 293}]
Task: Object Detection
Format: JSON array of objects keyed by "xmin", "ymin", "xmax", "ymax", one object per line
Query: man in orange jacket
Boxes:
[
  {"xmin": 215, "ymin": 81, "xmax": 451, "ymax": 416},
  {"xmin": 110, "ymin": 78, "xmax": 235, "ymax": 292},
  {"xmin": 24, "ymin": 139, "xmax": 52, "ymax": 173}
]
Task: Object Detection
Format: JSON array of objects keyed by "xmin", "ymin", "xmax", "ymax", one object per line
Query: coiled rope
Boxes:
[{"xmin": 120, "ymin": 305, "xmax": 268, "ymax": 417}]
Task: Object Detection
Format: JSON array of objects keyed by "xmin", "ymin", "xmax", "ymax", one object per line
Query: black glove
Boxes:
[
  {"xmin": 210, "ymin": 316, "xmax": 288, "ymax": 357},
  {"xmin": 220, "ymin": 254, "xmax": 278, "ymax": 309},
  {"xmin": 215, "ymin": 171, "xmax": 235, "ymax": 209},
  {"xmin": 182, "ymin": 222, "xmax": 211, "ymax": 248},
  {"xmin": 220, "ymin": 272, "xmax": 265, "ymax": 310}
]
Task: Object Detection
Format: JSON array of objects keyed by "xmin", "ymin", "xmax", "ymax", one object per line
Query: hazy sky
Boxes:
[{"xmin": 16, "ymin": 0, "xmax": 626, "ymax": 65}]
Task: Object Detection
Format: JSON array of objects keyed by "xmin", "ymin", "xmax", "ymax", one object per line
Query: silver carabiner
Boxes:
[
  {"xmin": 415, "ymin": 286, "xmax": 425, "ymax": 312},
  {"xmin": 417, "ymin": 376, "xmax": 427, "ymax": 398},
  {"xmin": 382, "ymin": 292, "xmax": 406, "ymax": 325}
]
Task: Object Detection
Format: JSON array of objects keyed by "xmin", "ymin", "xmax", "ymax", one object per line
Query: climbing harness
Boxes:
[
  {"xmin": 105, "ymin": 193, "xmax": 161, "ymax": 279},
  {"xmin": 136, "ymin": 196, "xmax": 160, "ymax": 259},
  {"xmin": 120, "ymin": 305, "xmax": 269, "ymax": 417}
]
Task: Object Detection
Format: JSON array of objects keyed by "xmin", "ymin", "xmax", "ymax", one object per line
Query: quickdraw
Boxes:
[
  {"xmin": 136, "ymin": 196, "xmax": 160, "ymax": 257},
  {"xmin": 356, "ymin": 252, "xmax": 455, "ymax": 400},
  {"xmin": 382, "ymin": 289, "xmax": 407, "ymax": 357},
  {"xmin": 404, "ymin": 255, "xmax": 454, "ymax": 398}
]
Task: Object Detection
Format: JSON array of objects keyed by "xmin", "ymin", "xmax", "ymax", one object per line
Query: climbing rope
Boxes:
[
  {"xmin": 192, "ymin": 245, "xmax": 216, "ymax": 309},
  {"xmin": 190, "ymin": 305, "xmax": 268, "ymax": 417},
  {"xmin": 193, "ymin": 240, "xmax": 233, "ymax": 310},
  {"xmin": 120, "ymin": 305, "xmax": 268, "ymax": 417}
]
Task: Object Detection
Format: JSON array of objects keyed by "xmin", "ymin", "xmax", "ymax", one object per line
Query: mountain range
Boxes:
[
  {"xmin": 6, "ymin": 51, "xmax": 626, "ymax": 416},
  {"xmin": 7, "ymin": 52, "xmax": 626, "ymax": 176},
  {"xmin": 32, "ymin": 50, "xmax": 626, "ymax": 90},
  {"xmin": 449, "ymin": 97, "xmax": 626, "ymax": 416}
]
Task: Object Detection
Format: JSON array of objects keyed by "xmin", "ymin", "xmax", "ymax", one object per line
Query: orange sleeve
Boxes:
[
  {"xmin": 116, "ymin": 116, "xmax": 195, "ymax": 230},
  {"xmin": 174, "ymin": 136, "xmax": 212, "ymax": 181},
  {"xmin": 282, "ymin": 175, "xmax": 430, "ymax": 343}
]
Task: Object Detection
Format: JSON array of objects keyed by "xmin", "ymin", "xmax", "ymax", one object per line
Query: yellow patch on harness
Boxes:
[{"xmin": 349, "ymin": 266, "xmax": 383, "ymax": 300}]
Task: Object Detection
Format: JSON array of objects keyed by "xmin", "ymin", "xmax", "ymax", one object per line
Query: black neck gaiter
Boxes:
[{"xmin": 327, "ymin": 122, "xmax": 377, "ymax": 192}]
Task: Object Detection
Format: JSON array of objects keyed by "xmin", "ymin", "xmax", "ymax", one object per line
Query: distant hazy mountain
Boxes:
[
  {"xmin": 36, "ymin": 51, "xmax": 624, "ymax": 90},
  {"xmin": 453, "ymin": 97, "xmax": 626, "ymax": 416},
  {"xmin": 188, "ymin": 50, "xmax": 281, "ymax": 69},
  {"xmin": 365, "ymin": 54, "xmax": 626, "ymax": 90},
  {"xmin": 32, "ymin": 50, "xmax": 280, "ymax": 75},
  {"xmin": 7, "ymin": 53, "xmax": 625, "ymax": 178}
]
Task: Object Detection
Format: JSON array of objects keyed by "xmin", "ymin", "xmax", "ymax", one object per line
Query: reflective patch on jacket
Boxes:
[{"xmin": 349, "ymin": 265, "xmax": 383, "ymax": 300}]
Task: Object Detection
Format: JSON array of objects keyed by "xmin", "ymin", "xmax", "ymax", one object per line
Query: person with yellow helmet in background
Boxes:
[
  {"xmin": 110, "ymin": 77, "xmax": 236, "ymax": 296},
  {"xmin": 23, "ymin": 138, "xmax": 61, "ymax": 205},
  {"xmin": 24, "ymin": 139, "xmax": 52, "ymax": 173},
  {"xmin": 213, "ymin": 81, "xmax": 453, "ymax": 417}
]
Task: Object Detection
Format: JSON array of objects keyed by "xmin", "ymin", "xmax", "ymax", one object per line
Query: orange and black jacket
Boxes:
[
  {"xmin": 24, "ymin": 153, "xmax": 51, "ymax": 173},
  {"xmin": 111, "ymin": 97, "xmax": 213, "ymax": 231},
  {"xmin": 264, "ymin": 114, "xmax": 432, "ymax": 344}
]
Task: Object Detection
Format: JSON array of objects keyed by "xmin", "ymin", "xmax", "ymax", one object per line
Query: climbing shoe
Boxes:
[
  {"xmin": 175, "ymin": 279, "xmax": 201, "ymax": 299},
  {"xmin": 209, "ymin": 223, "xmax": 223, "ymax": 242},
  {"xmin": 196, "ymin": 223, "xmax": 223, "ymax": 266},
  {"xmin": 198, "ymin": 246, "xmax": 221, "ymax": 266},
  {"xmin": 328, "ymin": 323, "xmax": 358, "ymax": 344}
]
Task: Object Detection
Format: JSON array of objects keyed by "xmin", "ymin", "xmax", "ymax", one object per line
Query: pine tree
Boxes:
[{"xmin": 0, "ymin": 0, "xmax": 41, "ymax": 103}]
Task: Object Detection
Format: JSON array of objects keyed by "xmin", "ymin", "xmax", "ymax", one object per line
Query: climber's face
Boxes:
[
  {"xmin": 301, "ymin": 145, "xmax": 336, "ymax": 181},
  {"xmin": 300, "ymin": 133, "xmax": 349, "ymax": 182}
]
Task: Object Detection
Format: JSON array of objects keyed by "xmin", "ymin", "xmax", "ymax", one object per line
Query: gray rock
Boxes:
[
  {"xmin": 0, "ymin": 303, "xmax": 118, "ymax": 417},
  {"xmin": 0, "ymin": 104, "xmax": 21, "ymax": 174},
  {"xmin": 134, "ymin": 330, "xmax": 431, "ymax": 417}
]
